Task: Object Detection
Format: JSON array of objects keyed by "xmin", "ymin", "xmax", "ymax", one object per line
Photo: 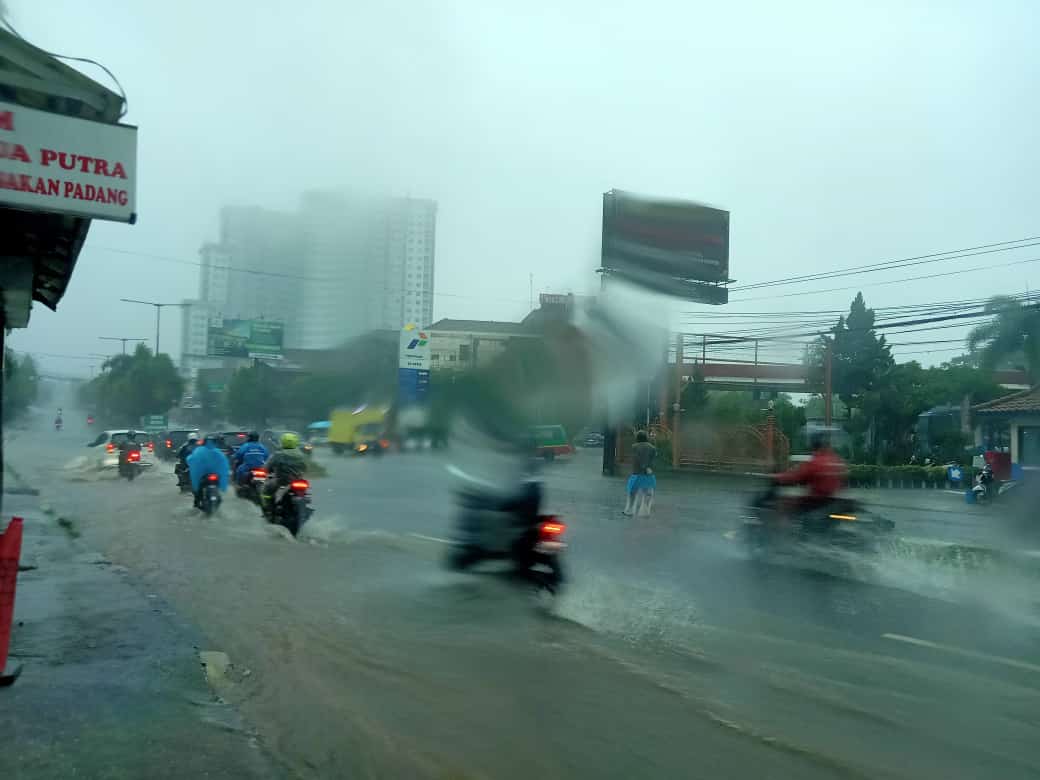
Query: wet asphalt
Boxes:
[{"xmin": 8, "ymin": 419, "xmax": 1040, "ymax": 779}]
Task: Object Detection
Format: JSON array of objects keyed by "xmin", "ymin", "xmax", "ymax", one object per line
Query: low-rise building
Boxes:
[
  {"xmin": 972, "ymin": 385, "xmax": 1040, "ymax": 469},
  {"xmin": 426, "ymin": 319, "xmax": 533, "ymax": 372}
]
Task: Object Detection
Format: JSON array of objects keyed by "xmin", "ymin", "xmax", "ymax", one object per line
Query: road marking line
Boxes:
[
  {"xmin": 881, "ymin": 633, "xmax": 1040, "ymax": 675},
  {"xmin": 410, "ymin": 533, "xmax": 452, "ymax": 545},
  {"xmin": 722, "ymin": 530, "xmax": 737, "ymax": 541}
]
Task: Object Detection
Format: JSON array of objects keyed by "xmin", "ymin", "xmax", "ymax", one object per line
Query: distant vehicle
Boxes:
[
  {"xmin": 580, "ymin": 431, "xmax": 604, "ymax": 448},
  {"xmin": 86, "ymin": 430, "xmax": 155, "ymax": 470},
  {"xmin": 305, "ymin": 421, "xmax": 330, "ymax": 447},
  {"xmin": 216, "ymin": 430, "xmax": 250, "ymax": 459},
  {"xmin": 531, "ymin": 424, "xmax": 574, "ymax": 461},
  {"xmin": 86, "ymin": 415, "xmax": 95, "ymax": 426},
  {"xmin": 329, "ymin": 405, "xmax": 389, "ymax": 455},
  {"xmin": 352, "ymin": 422, "xmax": 390, "ymax": 456},
  {"xmin": 159, "ymin": 429, "xmax": 198, "ymax": 461}
]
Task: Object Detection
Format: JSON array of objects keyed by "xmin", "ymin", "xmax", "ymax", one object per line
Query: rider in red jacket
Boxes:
[{"xmin": 773, "ymin": 432, "xmax": 847, "ymax": 510}]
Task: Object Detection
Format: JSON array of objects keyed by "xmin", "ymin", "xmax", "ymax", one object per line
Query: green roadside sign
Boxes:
[{"xmin": 141, "ymin": 414, "xmax": 167, "ymax": 429}]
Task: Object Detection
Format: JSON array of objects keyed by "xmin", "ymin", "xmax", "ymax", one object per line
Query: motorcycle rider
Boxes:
[
  {"xmin": 187, "ymin": 435, "xmax": 230, "ymax": 509},
  {"xmin": 54, "ymin": 408, "xmax": 63, "ymax": 430},
  {"xmin": 232, "ymin": 431, "xmax": 270, "ymax": 486},
  {"xmin": 261, "ymin": 432, "xmax": 308, "ymax": 518},
  {"xmin": 769, "ymin": 431, "xmax": 847, "ymax": 515},
  {"xmin": 175, "ymin": 433, "xmax": 201, "ymax": 489},
  {"xmin": 976, "ymin": 462, "xmax": 998, "ymax": 501}
]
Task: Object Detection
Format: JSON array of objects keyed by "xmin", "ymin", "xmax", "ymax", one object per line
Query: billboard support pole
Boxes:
[
  {"xmin": 599, "ymin": 269, "xmax": 618, "ymax": 477},
  {"xmin": 673, "ymin": 333, "xmax": 683, "ymax": 469},
  {"xmin": 824, "ymin": 339, "xmax": 834, "ymax": 426}
]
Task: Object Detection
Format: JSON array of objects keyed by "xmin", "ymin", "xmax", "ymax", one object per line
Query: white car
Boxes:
[{"xmin": 86, "ymin": 429, "xmax": 157, "ymax": 469}]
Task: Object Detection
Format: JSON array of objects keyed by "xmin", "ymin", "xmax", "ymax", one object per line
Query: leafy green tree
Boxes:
[
  {"xmin": 680, "ymin": 371, "xmax": 710, "ymax": 418},
  {"xmin": 816, "ymin": 292, "xmax": 894, "ymax": 417},
  {"xmin": 225, "ymin": 362, "xmax": 286, "ymax": 428},
  {"xmin": 3, "ymin": 350, "xmax": 39, "ymax": 422},
  {"xmin": 77, "ymin": 344, "xmax": 183, "ymax": 425},
  {"xmin": 967, "ymin": 296, "xmax": 1040, "ymax": 380}
]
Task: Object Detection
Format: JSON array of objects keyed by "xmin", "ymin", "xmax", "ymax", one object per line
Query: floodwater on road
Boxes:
[{"xmin": 9, "ymin": 429, "xmax": 1040, "ymax": 779}]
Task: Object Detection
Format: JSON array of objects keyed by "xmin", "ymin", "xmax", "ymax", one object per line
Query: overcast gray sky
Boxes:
[{"xmin": 7, "ymin": 0, "xmax": 1040, "ymax": 376}]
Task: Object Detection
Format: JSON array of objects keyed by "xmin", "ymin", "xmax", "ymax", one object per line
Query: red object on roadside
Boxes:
[
  {"xmin": 0, "ymin": 517, "xmax": 24, "ymax": 686},
  {"xmin": 983, "ymin": 451, "xmax": 1012, "ymax": 481}
]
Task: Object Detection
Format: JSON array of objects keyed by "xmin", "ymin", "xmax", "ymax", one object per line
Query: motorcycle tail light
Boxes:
[
  {"xmin": 538, "ymin": 518, "xmax": 566, "ymax": 539},
  {"xmin": 252, "ymin": 469, "xmax": 267, "ymax": 478},
  {"xmin": 207, "ymin": 473, "xmax": 219, "ymax": 483},
  {"xmin": 127, "ymin": 451, "xmax": 140, "ymax": 462},
  {"xmin": 290, "ymin": 479, "xmax": 310, "ymax": 492}
]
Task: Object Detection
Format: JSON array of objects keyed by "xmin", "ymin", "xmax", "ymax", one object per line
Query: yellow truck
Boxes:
[{"xmin": 328, "ymin": 405, "xmax": 390, "ymax": 455}]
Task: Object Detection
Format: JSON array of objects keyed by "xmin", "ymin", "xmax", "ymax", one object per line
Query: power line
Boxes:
[
  {"xmin": 730, "ymin": 236, "xmax": 1040, "ymax": 292},
  {"xmin": 87, "ymin": 245, "xmax": 532, "ymax": 307},
  {"xmin": 730, "ymin": 256, "xmax": 1040, "ymax": 303}
]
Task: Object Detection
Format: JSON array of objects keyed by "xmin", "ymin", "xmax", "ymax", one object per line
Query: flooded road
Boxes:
[{"xmin": 9, "ymin": 427, "xmax": 1040, "ymax": 779}]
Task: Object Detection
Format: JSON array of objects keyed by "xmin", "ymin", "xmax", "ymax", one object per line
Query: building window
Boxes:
[{"xmin": 459, "ymin": 344, "xmax": 471, "ymax": 362}]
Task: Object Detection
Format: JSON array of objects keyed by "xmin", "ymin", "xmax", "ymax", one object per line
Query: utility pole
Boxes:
[
  {"xmin": 824, "ymin": 338, "xmax": 833, "ymax": 426},
  {"xmin": 673, "ymin": 333, "xmax": 683, "ymax": 468},
  {"xmin": 99, "ymin": 336, "xmax": 146, "ymax": 355},
  {"xmin": 119, "ymin": 299, "xmax": 187, "ymax": 355}
]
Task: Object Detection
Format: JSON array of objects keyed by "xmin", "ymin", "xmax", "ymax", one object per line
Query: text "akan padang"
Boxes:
[{"xmin": 0, "ymin": 109, "xmax": 131, "ymax": 207}]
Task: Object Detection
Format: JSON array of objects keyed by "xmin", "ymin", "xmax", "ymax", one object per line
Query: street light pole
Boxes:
[
  {"xmin": 99, "ymin": 336, "xmax": 147, "ymax": 355},
  {"xmin": 119, "ymin": 299, "xmax": 186, "ymax": 355}
]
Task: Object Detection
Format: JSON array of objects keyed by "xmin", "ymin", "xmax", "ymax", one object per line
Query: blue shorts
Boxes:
[{"xmin": 627, "ymin": 474, "xmax": 656, "ymax": 495}]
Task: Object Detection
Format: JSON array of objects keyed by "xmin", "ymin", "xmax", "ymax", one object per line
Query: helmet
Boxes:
[
  {"xmin": 635, "ymin": 430, "xmax": 649, "ymax": 443},
  {"xmin": 248, "ymin": 431, "xmax": 260, "ymax": 442},
  {"xmin": 280, "ymin": 432, "xmax": 299, "ymax": 449},
  {"xmin": 809, "ymin": 431, "xmax": 828, "ymax": 451},
  {"xmin": 127, "ymin": 429, "xmax": 137, "ymax": 439}
]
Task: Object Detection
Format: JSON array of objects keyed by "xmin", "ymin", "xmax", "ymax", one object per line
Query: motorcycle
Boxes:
[
  {"xmin": 741, "ymin": 484, "xmax": 893, "ymax": 559},
  {"xmin": 445, "ymin": 470, "xmax": 567, "ymax": 593},
  {"xmin": 973, "ymin": 471, "xmax": 1016, "ymax": 505},
  {"xmin": 174, "ymin": 461, "xmax": 192, "ymax": 493},
  {"xmin": 197, "ymin": 473, "xmax": 222, "ymax": 515},
  {"xmin": 54, "ymin": 418, "xmax": 63, "ymax": 432},
  {"xmin": 118, "ymin": 447, "xmax": 143, "ymax": 481},
  {"xmin": 235, "ymin": 467, "xmax": 267, "ymax": 505},
  {"xmin": 268, "ymin": 478, "xmax": 313, "ymax": 536}
]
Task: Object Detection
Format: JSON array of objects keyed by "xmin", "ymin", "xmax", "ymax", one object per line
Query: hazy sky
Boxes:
[{"xmin": 7, "ymin": 0, "xmax": 1039, "ymax": 376}]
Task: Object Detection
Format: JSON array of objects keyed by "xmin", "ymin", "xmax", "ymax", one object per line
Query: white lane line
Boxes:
[
  {"xmin": 722, "ymin": 530, "xmax": 737, "ymax": 541},
  {"xmin": 882, "ymin": 633, "xmax": 1040, "ymax": 675},
  {"xmin": 410, "ymin": 533, "xmax": 453, "ymax": 545}
]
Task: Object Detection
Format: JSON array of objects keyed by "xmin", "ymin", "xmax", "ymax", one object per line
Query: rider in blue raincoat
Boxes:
[
  {"xmin": 232, "ymin": 431, "xmax": 270, "ymax": 485},
  {"xmin": 187, "ymin": 435, "xmax": 230, "ymax": 497}
]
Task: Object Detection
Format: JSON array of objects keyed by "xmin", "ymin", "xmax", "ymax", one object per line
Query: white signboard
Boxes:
[
  {"xmin": 0, "ymin": 100, "xmax": 137, "ymax": 222},
  {"xmin": 399, "ymin": 324, "xmax": 431, "ymax": 370}
]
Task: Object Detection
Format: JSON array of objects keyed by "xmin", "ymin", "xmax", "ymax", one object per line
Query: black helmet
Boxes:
[
  {"xmin": 248, "ymin": 431, "xmax": 260, "ymax": 442},
  {"xmin": 809, "ymin": 431, "xmax": 828, "ymax": 451},
  {"xmin": 635, "ymin": 430, "xmax": 649, "ymax": 443}
]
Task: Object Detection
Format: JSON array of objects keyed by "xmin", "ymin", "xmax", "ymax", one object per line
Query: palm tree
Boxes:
[{"xmin": 967, "ymin": 296, "xmax": 1040, "ymax": 381}]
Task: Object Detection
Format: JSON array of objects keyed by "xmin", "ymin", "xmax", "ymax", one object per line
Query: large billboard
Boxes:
[
  {"xmin": 0, "ymin": 101, "xmax": 138, "ymax": 223},
  {"xmin": 207, "ymin": 319, "xmax": 284, "ymax": 359},
  {"xmin": 601, "ymin": 189, "xmax": 729, "ymax": 284}
]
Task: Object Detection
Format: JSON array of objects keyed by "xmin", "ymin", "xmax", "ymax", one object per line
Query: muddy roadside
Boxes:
[{"xmin": 1, "ymin": 467, "xmax": 281, "ymax": 780}]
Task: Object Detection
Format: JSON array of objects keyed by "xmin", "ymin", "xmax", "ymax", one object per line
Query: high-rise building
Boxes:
[
  {"xmin": 380, "ymin": 197, "xmax": 436, "ymax": 331},
  {"xmin": 178, "ymin": 298, "xmax": 221, "ymax": 388},
  {"xmin": 293, "ymin": 193, "xmax": 437, "ymax": 348},
  {"xmin": 193, "ymin": 193, "xmax": 437, "ymax": 355}
]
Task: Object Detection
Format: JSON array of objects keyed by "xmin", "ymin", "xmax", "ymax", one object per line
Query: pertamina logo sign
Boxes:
[{"xmin": 399, "ymin": 325, "xmax": 431, "ymax": 370}]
